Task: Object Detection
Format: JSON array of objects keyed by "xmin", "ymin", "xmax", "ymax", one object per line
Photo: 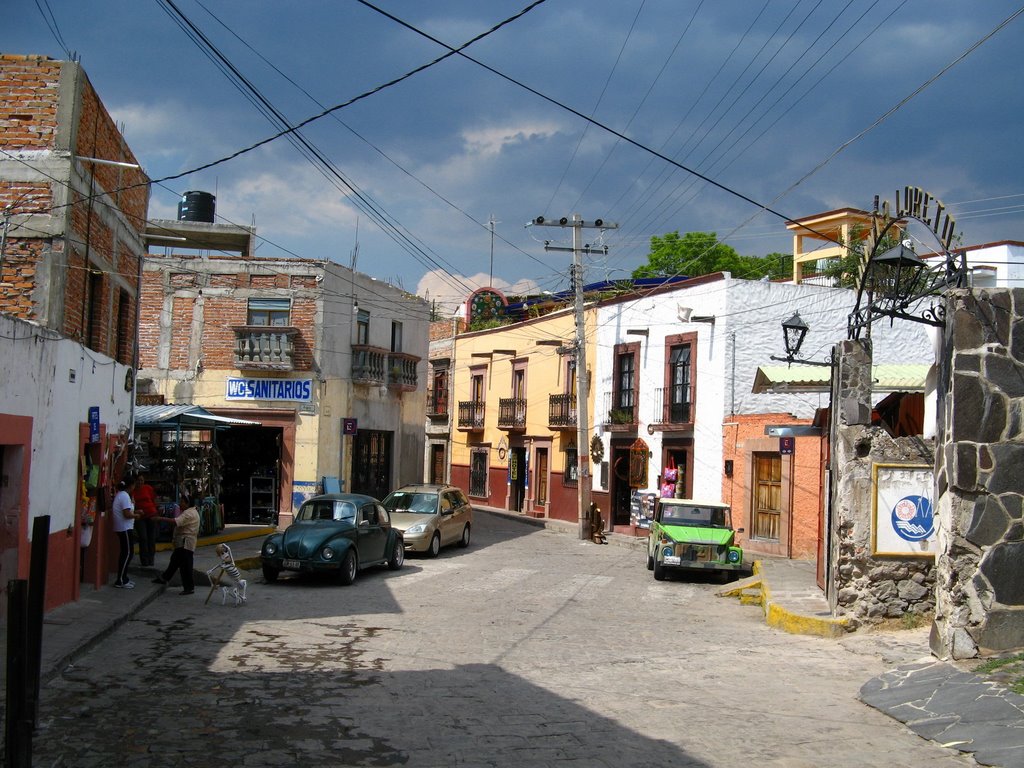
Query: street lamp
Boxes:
[
  {"xmin": 771, "ymin": 312, "xmax": 832, "ymax": 367},
  {"xmin": 781, "ymin": 312, "xmax": 809, "ymax": 360}
]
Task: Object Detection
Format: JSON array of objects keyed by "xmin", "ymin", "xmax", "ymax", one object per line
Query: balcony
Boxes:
[
  {"xmin": 233, "ymin": 326, "xmax": 298, "ymax": 371},
  {"xmin": 388, "ymin": 353, "xmax": 420, "ymax": 391},
  {"xmin": 497, "ymin": 398, "xmax": 527, "ymax": 431},
  {"xmin": 650, "ymin": 386, "xmax": 693, "ymax": 431},
  {"xmin": 548, "ymin": 393, "xmax": 577, "ymax": 430},
  {"xmin": 426, "ymin": 388, "xmax": 449, "ymax": 419},
  {"xmin": 351, "ymin": 344, "xmax": 389, "ymax": 384},
  {"xmin": 602, "ymin": 392, "xmax": 637, "ymax": 432},
  {"xmin": 457, "ymin": 400, "xmax": 485, "ymax": 431}
]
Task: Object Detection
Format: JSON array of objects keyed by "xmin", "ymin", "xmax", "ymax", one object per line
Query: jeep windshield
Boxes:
[{"xmin": 660, "ymin": 504, "xmax": 730, "ymax": 529}]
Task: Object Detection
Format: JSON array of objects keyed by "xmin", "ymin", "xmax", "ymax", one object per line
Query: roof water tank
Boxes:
[{"xmin": 177, "ymin": 191, "xmax": 216, "ymax": 223}]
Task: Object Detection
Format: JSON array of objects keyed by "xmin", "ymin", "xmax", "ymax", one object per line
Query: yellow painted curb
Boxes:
[
  {"xmin": 754, "ymin": 560, "xmax": 851, "ymax": 638},
  {"xmin": 719, "ymin": 560, "xmax": 851, "ymax": 638},
  {"xmin": 154, "ymin": 527, "xmax": 276, "ymax": 552}
]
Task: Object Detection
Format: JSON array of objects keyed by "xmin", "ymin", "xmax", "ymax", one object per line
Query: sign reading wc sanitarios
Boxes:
[{"xmin": 225, "ymin": 377, "xmax": 313, "ymax": 402}]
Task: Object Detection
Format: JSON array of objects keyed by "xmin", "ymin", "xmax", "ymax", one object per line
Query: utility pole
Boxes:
[{"xmin": 532, "ymin": 214, "xmax": 617, "ymax": 540}]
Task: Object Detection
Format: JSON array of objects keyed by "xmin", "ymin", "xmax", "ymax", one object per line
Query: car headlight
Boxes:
[
  {"xmin": 322, "ymin": 546, "xmax": 335, "ymax": 560},
  {"xmin": 406, "ymin": 523, "xmax": 427, "ymax": 534},
  {"xmin": 264, "ymin": 542, "xmax": 277, "ymax": 556},
  {"xmin": 661, "ymin": 545, "xmax": 674, "ymax": 558},
  {"xmin": 727, "ymin": 549, "xmax": 741, "ymax": 563}
]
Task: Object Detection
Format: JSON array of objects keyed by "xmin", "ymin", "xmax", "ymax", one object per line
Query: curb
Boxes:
[{"xmin": 719, "ymin": 560, "xmax": 851, "ymax": 638}]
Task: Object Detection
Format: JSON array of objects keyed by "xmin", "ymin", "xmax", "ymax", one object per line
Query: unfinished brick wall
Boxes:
[{"xmin": 0, "ymin": 55, "xmax": 148, "ymax": 365}]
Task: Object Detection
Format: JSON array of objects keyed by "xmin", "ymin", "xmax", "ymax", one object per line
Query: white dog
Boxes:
[{"xmin": 205, "ymin": 543, "xmax": 247, "ymax": 606}]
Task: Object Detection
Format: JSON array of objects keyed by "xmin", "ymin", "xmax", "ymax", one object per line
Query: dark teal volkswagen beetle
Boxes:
[{"xmin": 260, "ymin": 493, "xmax": 404, "ymax": 585}]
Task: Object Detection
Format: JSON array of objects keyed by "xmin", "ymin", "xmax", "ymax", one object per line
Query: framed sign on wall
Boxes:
[{"xmin": 871, "ymin": 463, "xmax": 936, "ymax": 557}]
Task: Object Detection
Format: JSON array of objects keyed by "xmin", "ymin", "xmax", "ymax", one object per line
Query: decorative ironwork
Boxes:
[{"xmin": 847, "ymin": 192, "xmax": 968, "ymax": 339}]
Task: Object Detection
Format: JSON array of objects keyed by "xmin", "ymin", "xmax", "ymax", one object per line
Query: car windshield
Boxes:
[
  {"xmin": 296, "ymin": 499, "xmax": 356, "ymax": 523},
  {"xmin": 383, "ymin": 492, "xmax": 438, "ymax": 515},
  {"xmin": 661, "ymin": 504, "xmax": 730, "ymax": 528}
]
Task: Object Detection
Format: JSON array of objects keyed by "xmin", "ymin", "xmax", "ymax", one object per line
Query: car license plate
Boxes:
[
  {"xmin": 664, "ymin": 555, "xmax": 681, "ymax": 566},
  {"xmin": 283, "ymin": 559, "xmax": 301, "ymax": 570}
]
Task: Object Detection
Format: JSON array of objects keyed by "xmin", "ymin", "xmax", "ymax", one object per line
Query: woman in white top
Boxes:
[{"xmin": 111, "ymin": 478, "xmax": 140, "ymax": 588}]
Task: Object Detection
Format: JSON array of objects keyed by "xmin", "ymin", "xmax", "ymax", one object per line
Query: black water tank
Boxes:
[{"xmin": 177, "ymin": 191, "xmax": 216, "ymax": 223}]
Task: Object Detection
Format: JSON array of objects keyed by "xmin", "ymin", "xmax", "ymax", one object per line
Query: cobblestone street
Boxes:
[{"xmin": 33, "ymin": 513, "xmax": 976, "ymax": 767}]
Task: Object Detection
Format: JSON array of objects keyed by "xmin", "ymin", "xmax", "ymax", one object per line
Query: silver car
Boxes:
[{"xmin": 382, "ymin": 484, "xmax": 473, "ymax": 557}]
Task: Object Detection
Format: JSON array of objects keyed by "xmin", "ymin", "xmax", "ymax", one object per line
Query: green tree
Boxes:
[{"xmin": 632, "ymin": 231, "xmax": 792, "ymax": 281}]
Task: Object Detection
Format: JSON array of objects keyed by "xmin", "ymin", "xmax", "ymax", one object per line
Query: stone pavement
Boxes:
[{"xmin": 24, "ymin": 510, "xmax": 1024, "ymax": 767}]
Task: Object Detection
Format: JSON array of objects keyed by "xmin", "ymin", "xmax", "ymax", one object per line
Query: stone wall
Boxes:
[
  {"xmin": 828, "ymin": 340, "xmax": 936, "ymax": 626},
  {"xmin": 931, "ymin": 288, "xmax": 1024, "ymax": 659}
]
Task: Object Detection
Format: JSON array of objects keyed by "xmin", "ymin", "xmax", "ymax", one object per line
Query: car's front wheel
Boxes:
[
  {"xmin": 653, "ymin": 559, "xmax": 666, "ymax": 581},
  {"xmin": 388, "ymin": 539, "xmax": 405, "ymax": 570},
  {"xmin": 458, "ymin": 523, "xmax": 471, "ymax": 548},
  {"xmin": 646, "ymin": 552, "xmax": 654, "ymax": 571},
  {"xmin": 427, "ymin": 531, "xmax": 441, "ymax": 558},
  {"xmin": 339, "ymin": 549, "xmax": 358, "ymax": 585},
  {"xmin": 262, "ymin": 564, "xmax": 279, "ymax": 583}
]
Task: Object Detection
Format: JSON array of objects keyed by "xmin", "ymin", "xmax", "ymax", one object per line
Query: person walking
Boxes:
[
  {"xmin": 153, "ymin": 493, "xmax": 201, "ymax": 596},
  {"xmin": 133, "ymin": 473, "xmax": 159, "ymax": 566},
  {"xmin": 111, "ymin": 477, "xmax": 140, "ymax": 589}
]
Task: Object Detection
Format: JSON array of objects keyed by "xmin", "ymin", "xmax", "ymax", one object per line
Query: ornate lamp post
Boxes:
[{"xmin": 771, "ymin": 311, "xmax": 832, "ymax": 367}]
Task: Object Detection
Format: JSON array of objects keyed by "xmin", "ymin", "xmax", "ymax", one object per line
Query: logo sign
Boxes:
[
  {"xmin": 342, "ymin": 418, "xmax": 357, "ymax": 436},
  {"xmin": 779, "ymin": 437, "xmax": 795, "ymax": 455},
  {"xmin": 225, "ymin": 378, "xmax": 312, "ymax": 402},
  {"xmin": 88, "ymin": 406, "xmax": 100, "ymax": 444},
  {"xmin": 891, "ymin": 495, "xmax": 935, "ymax": 542}
]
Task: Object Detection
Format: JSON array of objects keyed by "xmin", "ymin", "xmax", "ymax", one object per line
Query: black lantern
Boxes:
[
  {"xmin": 781, "ymin": 312, "xmax": 809, "ymax": 360},
  {"xmin": 869, "ymin": 242, "xmax": 929, "ymax": 309}
]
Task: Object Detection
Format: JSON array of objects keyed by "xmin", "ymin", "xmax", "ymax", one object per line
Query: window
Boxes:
[
  {"xmin": 247, "ymin": 298, "xmax": 290, "ymax": 327},
  {"xmin": 668, "ymin": 343, "xmax": 692, "ymax": 422},
  {"xmin": 391, "ymin": 321, "xmax": 403, "ymax": 352},
  {"xmin": 115, "ymin": 289, "xmax": 132, "ymax": 365},
  {"xmin": 430, "ymin": 366, "xmax": 449, "ymax": 415},
  {"xmin": 512, "ymin": 367, "xmax": 525, "ymax": 399},
  {"xmin": 753, "ymin": 453, "xmax": 782, "ymax": 540},
  {"xmin": 611, "ymin": 343, "xmax": 639, "ymax": 422},
  {"xmin": 564, "ymin": 444, "xmax": 578, "ymax": 486},
  {"xmin": 356, "ymin": 310, "xmax": 369, "ymax": 345},
  {"xmin": 566, "ymin": 358, "xmax": 577, "ymax": 397},
  {"xmin": 471, "ymin": 372, "xmax": 485, "ymax": 403},
  {"xmin": 86, "ymin": 269, "xmax": 103, "ymax": 349}
]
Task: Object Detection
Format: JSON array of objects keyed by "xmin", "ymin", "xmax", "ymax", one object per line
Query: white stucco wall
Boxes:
[
  {"xmin": 593, "ymin": 276, "xmax": 937, "ymax": 502},
  {"xmin": 0, "ymin": 315, "xmax": 133, "ymax": 537}
]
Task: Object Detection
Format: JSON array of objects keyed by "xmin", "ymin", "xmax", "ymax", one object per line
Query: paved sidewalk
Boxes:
[{"xmin": 22, "ymin": 509, "xmax": 1024, "ymax": 767}]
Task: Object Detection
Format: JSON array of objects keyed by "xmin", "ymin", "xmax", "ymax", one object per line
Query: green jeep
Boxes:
[{"xmin": 646, "ymin": 498, "xmax": 746, "ymax": 580}]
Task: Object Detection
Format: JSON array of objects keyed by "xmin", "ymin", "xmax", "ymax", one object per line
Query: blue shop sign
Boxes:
[{"xmin": 226, "ymin": 377, "xmax": 313, "ymax": 402}]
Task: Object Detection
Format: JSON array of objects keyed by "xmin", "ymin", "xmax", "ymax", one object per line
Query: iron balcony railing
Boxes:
[
  {"xmin": 457, "ymin": 400, "xmax": 486, "ymax": 430},
  {"xmin": 652, "ymin": 386, "xmax": 692, "ymax": 425},
  {"xmin": 497, "ymin": 398, "xmax": 527, "ymax": 430},
  {"xmin": 548, "ymin": 393, "xmax": 577, "ymax": 429},
  {"xmin": 427, "ymin": 387, "xmax": 449, "ymax": 418},
  {"xmin": 602, "ymin": 391, "xmax": 636, "ymax": 427},
  {"xmin": 233, "ymin": 326, "xmax": 298, "ymax": 371}
]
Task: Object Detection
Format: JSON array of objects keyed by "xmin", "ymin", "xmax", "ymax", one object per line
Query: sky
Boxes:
[{"xmin": 6, "ymin": 1, "xmax": 1024, "ymax": 314}]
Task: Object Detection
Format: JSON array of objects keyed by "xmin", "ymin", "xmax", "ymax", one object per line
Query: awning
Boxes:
[
  {"xmin": 752, "ymin": 363, "xmax": 931, "ymax": 394},
  {"xmin": 134, "ymin": 404, "xmax": 261, "ymax": 430}
]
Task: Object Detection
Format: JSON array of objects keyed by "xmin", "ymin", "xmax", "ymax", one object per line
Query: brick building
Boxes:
[
  {"xmin": 0, "ymin": 55, "xmax": 148, "ymax": 609},
  {"xmin": 138, "ymin": 219, "xmax": 430, "ymax": 526}
]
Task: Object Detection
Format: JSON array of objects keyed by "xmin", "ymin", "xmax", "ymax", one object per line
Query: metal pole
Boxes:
[
  {"xmin": 26, "ymin": 515, "xmax": 50, "ymax": 728},
  {"xmin": 571, "ymin": 215, "xmax": 592, "ymax": 541},
  {"xmin": 532, "ymin": 215, "xmax": 617, "ymax": 541}
]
